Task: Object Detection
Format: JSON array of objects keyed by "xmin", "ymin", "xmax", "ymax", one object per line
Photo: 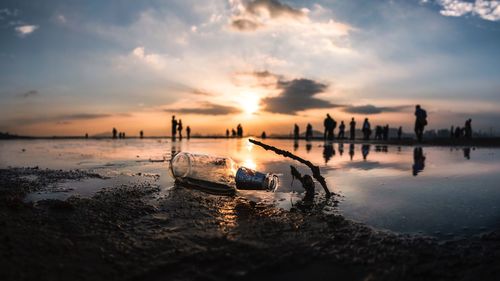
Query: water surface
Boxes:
[{"xmin": 1, "ymin": 138, "xmax": 499, "ymax": 239}]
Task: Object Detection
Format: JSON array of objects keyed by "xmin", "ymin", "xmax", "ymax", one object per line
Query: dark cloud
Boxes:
[
  {"xmin": 20, "ymin": 90, "xmax": 38, "ymax": 98},
  {"xmin": 61, "ymin": 113, "xmax": 112, "ymax": 120},
  {"xmin": 262, "ymin": 78, "xmax": 340, "ymax": 114},
  {"xmin": 190, "ymin": 89, "xmax": 214, "ymax": 96},
  {"xmin": 231, "ymin": 19, "xmax": 261, "ymax": 31},
  {"xmin": 230, "ymin": 0, "xmax": 305, "ymax": 31},
  {"xmin": 342, "ymin": 104, "xmax": 411, "ymax": 115},
  {"xmin": 168, "ymin": 102, "xmax": 241, "ymax": 115},
  {"xmin": 10, "ymin": 113, "xmax": 113, "ymax": 126},
  {"xmin": 246, "ymin": 0, "xmax": 304, "ymax": 18}
]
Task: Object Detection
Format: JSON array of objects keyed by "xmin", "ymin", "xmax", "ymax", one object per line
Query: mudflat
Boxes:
[{"xmin": 0, "ymin": 167, "xmax": 499, "ymax": 281}]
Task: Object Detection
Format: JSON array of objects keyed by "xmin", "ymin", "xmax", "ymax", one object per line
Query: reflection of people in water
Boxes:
[
  {"xmin": 362, "ymin": 144, "xmax": 370, "ymax": 160},
  {"xmin": 293, "ymin": 140, "xmax": 299, "ymax": 151},
  {"xmin": 306, "ymin": 143, "xmax": 312, "ymax": 153},
  {"xmin": 338, "ymin": 143, "xmax": 344, "ymax": 156},
  {"xmin": 349, "ymin": 143, "xmax": 355, "ymax": 160},
  {"xmin": 463, "ymin": 147, "xmax": 471, "ymax": 160},
  {"xmin": 412, "ymin": 147, "xmax": 426, "ymax": 176},
  {"xmin": 323, "ymin": 143, "xmax": 335, "ymax": 164}
]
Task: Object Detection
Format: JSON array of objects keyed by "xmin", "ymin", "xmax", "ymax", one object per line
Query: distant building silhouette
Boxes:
[{"xmin": 186, "ymin": 126, "xmax": 191, "ymax": 139}]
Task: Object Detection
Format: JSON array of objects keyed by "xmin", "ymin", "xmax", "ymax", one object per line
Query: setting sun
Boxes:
[{"xmin": 239, "ymin": 92, "xmax": 260, "ymax": 115}]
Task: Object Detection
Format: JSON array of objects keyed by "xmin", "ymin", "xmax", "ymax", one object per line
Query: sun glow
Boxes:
[{"xmin": 239, "ymin": 92, "xmax": 260, "ymax": 115}]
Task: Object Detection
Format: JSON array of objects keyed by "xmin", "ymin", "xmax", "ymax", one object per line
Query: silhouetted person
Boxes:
[
  {"xmin": 306, "ymin": 123, "xmax": 313, "ymax": 141},
  {"xmin": 450, "ymin": 126, "xmax": 454, "ymax": 139},
  {"xmin": 323, "ymin": 144, "xmax": 334, "ymax": 164},
  {"xmin": 414, "ymin": 105, "xmax": 427, "ymax": 142},
  {"xmin": 177, "ymin": 119, "xmax": 183, "ymax": 140},
  {"xmin": 362, "ymin": 118, "xmax": 371, "ymax": 140},
  {"xmin": 237, "ymin": 124, "xmax": 243, "ymax": 138},
  {"xmin": 454, "ymin": 126, "xmax": 461, "ymax": 138},
  {"xmin": 294, "ymin": 124, "xmax": 300, "ymax": 140},
  {"xmin": 463, "ymin": 147, "xmax": 471, "ymax": 160},
  {"xmin": 412, "ymin": 147, "xmax": 426, "ymax": 176},
  {"xmin": 464, "ymin": 119, "xmax": 472, "ymax": 138},
  {"xmin": 349, "ymin": 143, "xmax": 355, "ymax": 160},
  {"xmin": 186, "ymin": 126, "xmax": 191, "ymax": 139},
  {"xmin": 231, "ymin": 129, "xmax": 236, "ymax": 137},
  {"xmin": 226, "ymin": 129, "xmax": 230, "ymax": 138},
  {"xmin": 383, "ymin": 124, "xmax": 389, "ymax": 140},
  {"xmin": 140, "ymin": 130, "xmax": 144, "ymax": 139},
  {"xmin": 349, "ymin": 118, "xmax": 356, "ymax": 140},
  {"xmin": 323, "ymin": 114, "xmax": 336, "ymax": 141},
  {"xmin": 362, "ymin": 144, "xmax": 370, "ymax": 160},
  {"xmin": 85, "ymin": 133, "xmax": 88, "ymax": 139},
  {"xmin": 171, "ymin": 115, "xmax": 178, "ymax": 140},
  {"xmin": 122, "ymin": 132, "xmax": 126, "ymax": 139},
  {"xmin": 397, "ymin": 126, "xmax": 402, "ymax": 140},
  {"xmin": 375, "ymin": 126, "xmax": 382, "ymax": 140},
  {"xmin": 261, "ymin": 131, "xmax": 266, "ymax": 139},
  {"xmin": 338, "ymin": 121, "xmax": 345, "ymax": 139},
  {"xmin": 112, "ymin": 128, "xmax": 118, "ymax": 139}
]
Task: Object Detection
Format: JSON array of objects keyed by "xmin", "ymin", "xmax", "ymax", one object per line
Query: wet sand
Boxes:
[{"xmin": 1, "ymin": 167, "xmax": 499, "ymax": 281}]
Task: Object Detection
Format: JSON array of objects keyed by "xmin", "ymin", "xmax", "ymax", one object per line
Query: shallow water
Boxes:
[{"xmin": 1, "ymin": 138, "xmax": 499, "ymax": 238}]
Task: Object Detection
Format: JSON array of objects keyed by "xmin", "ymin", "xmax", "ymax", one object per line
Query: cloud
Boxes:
[
  {"xmin": 229, "ymin": 0, "xmax": 306, "ymax": 31},
  {"xmin": 436, "ymin": 0, "xmax": 500, "ymax": 21},
  {"xmin": 131, "ymin": 46, "xmax": 166, "ymax": 69},
  {"xmin": 10, "ymin": 113, "xmax": 113, "ymax": 126},
  {"xmin": 167, "ymin": 102, "xmax": 241, "ymax": 115},
  {"xmin": 231, "ymin": 18, "xmax": 262, "ymax": 31},
  {"xmin": 15, "ymin": 25, "xmax": 39, "ymax": 37},
  {"xmin": 262, "ymin": 77, "xmax": 340, "ymax": 114},
  {"xmin": 342, "ymin": 104, "xmax": 411, "ymax": 115},
  {"xmin": 19, "ymin": 90, "xmax": 38, "ymax": 98}
]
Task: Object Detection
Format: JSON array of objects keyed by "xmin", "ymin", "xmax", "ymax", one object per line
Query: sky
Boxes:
[{"xmin": 0, "ymin": 0, "xmax": 499, "ymax": 137}]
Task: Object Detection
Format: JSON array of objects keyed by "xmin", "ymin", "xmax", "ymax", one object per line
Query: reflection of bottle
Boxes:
[{"xmin": 170, "ymin": 152, "xmax": 278, "ymax": 195}]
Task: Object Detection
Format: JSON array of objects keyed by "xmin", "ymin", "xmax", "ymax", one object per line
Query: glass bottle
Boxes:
[{"xmin": 170, "ymin": 152, "xmax": 278, "ymax": 195}]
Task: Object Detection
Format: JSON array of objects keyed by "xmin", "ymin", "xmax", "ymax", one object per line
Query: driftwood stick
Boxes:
[{"xmin": 249, "ymin": 139, "xmax": 331, "ymax": 196}]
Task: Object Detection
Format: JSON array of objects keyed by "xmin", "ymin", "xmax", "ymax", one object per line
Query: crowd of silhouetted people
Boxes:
[
  {"xmin": 106, "ymin": 105, "xmax": 476, "ymax": 143},
  {"xmin": 171, "ymin": 115, "xmax": 191, "ymax": 140},
  {"xmin": 450, "ymin": 119, "xmax": 473, "ymax": 139},
  {"xmin": 225, "ymin": 124, "xmax": 244, "ymax": 138}
]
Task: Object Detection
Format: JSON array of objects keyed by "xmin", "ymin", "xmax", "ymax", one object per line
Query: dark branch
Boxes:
[{"xmin": 248, "ymin": 139, "xmax": 332, "ymax": 196}]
